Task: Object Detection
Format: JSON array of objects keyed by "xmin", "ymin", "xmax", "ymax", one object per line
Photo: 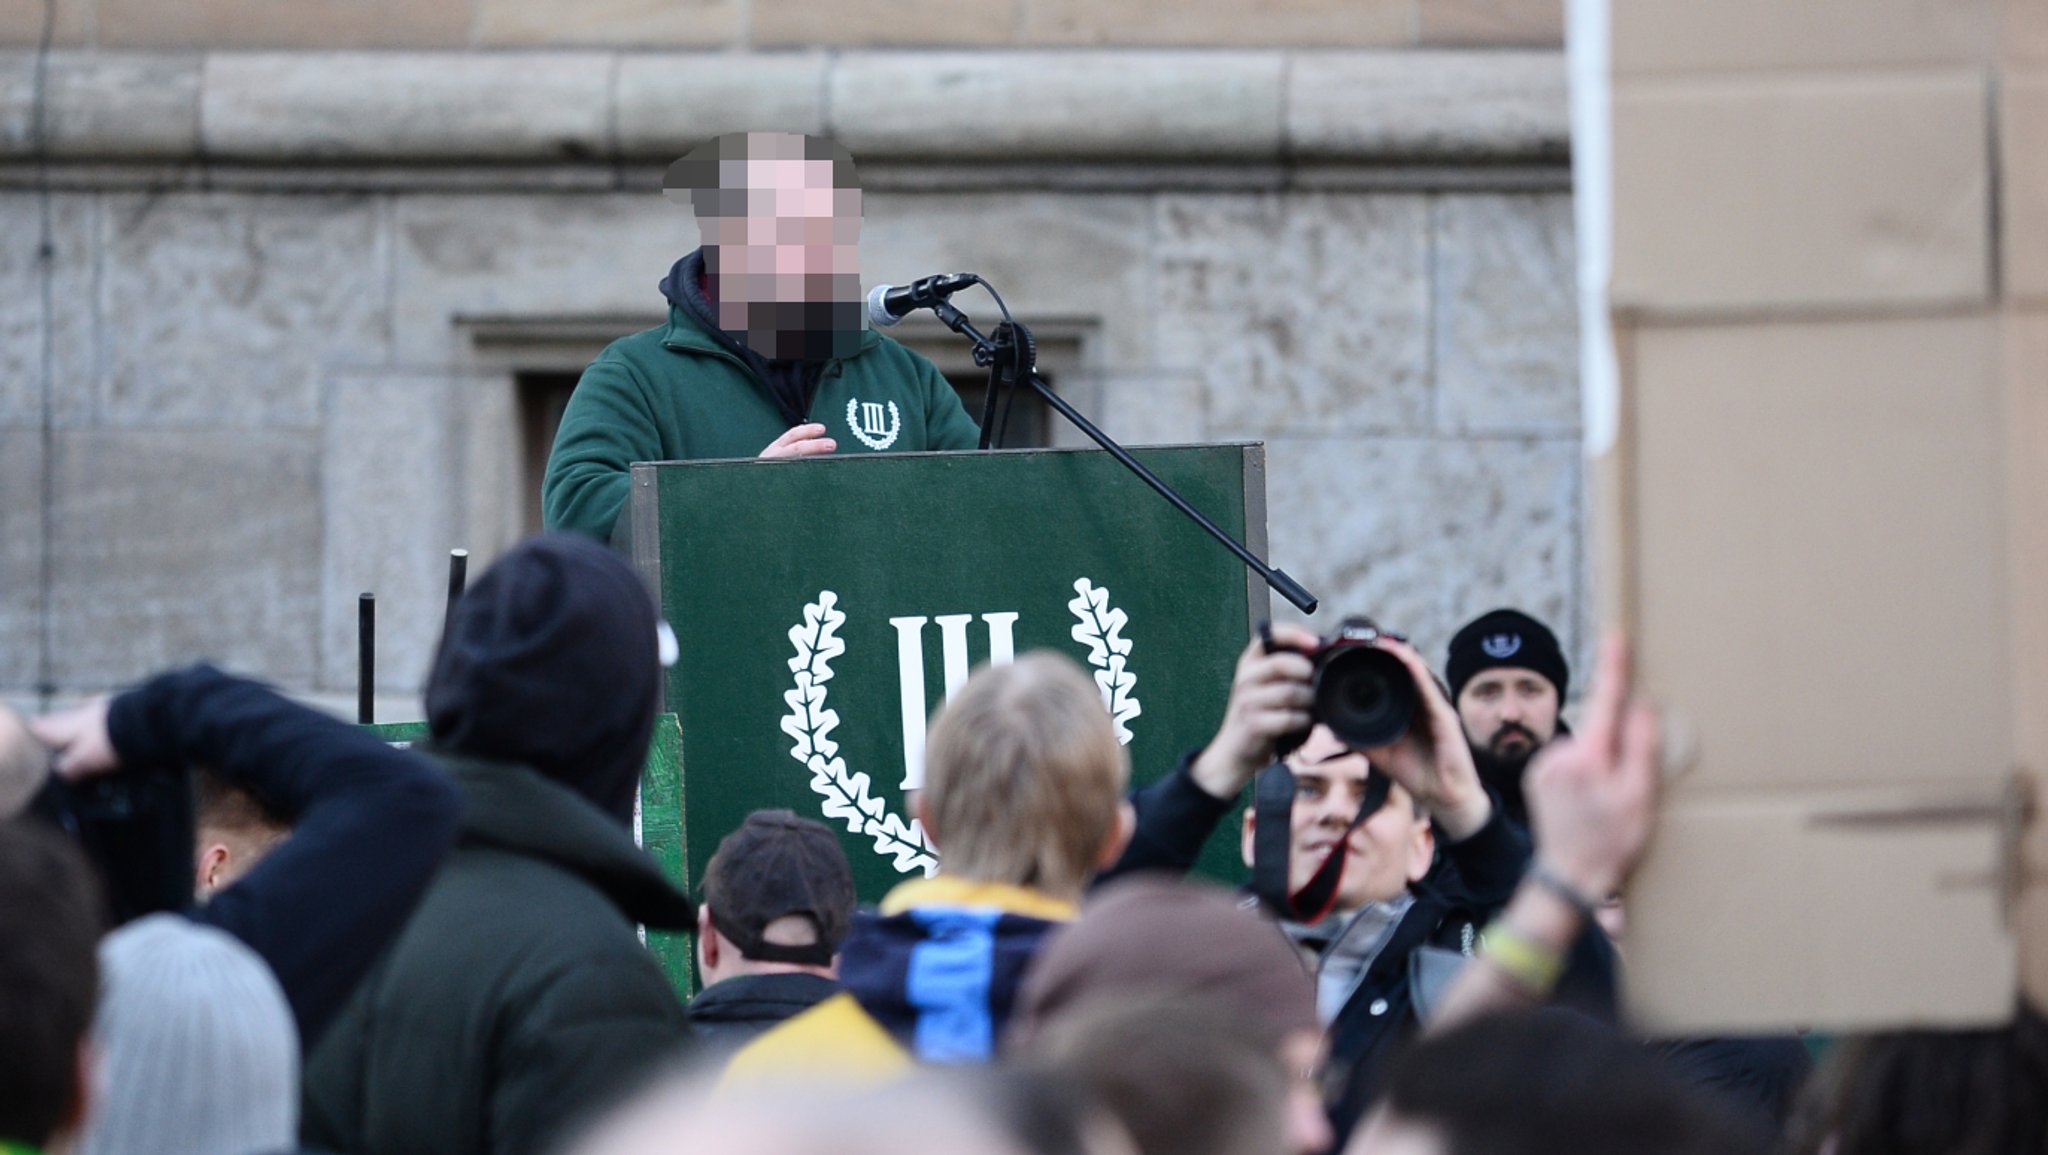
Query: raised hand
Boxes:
[
  {"xmin": 1356, "ymin": 637, "xmax": 1491, "ymax": 841},
  {"xmin": 29, "ymin": 696, "xmax": 120, "ymax": 780},
  {"xmin": 1525, "ymin": 634, "xmax": 1661, "ymax": 900},
  {"xmin": 1188, "ymin": 625, "xmax": 1319, "ymax": 800}
]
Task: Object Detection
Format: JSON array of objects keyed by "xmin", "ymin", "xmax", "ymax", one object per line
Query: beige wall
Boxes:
[
  {"xmin": 0, "ymin": 0, "xmax": 1560, "ymax": 50},
  {"xmin": 1587, "ymin": 0, "xmax": 2048, "ymax": 1031}
]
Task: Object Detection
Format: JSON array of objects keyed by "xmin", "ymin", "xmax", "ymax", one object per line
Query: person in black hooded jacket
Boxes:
[{"xmin": 303, "ymin": 534, "xmax": 695, "ymax": 1155}]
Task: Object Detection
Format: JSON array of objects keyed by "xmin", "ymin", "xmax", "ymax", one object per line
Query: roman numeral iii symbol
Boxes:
[
  {"xmin": 889, "ymin": 612, "xmax": 1020, "ymax": 790},
  {"xmin": 861, "ymin": 402, "xmax": 888, "ymax": 435}
]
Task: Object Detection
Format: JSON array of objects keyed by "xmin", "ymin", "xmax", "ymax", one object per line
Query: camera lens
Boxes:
[{"xmin": 1314, "ymin": 646, "xmax": 1418, "ymax": 750}]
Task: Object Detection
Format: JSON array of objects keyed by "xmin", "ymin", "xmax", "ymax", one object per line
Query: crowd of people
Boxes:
[
  {"xmin": 4, "ymin": 532, "xmax": 2044, "ymax": 1155},
  {"xmin": 4, "ymin": 129, "xmax": 2044, "ymax": 1155}
]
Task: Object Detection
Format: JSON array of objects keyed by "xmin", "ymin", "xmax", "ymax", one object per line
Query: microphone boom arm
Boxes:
[{"xmin": 927, "ymin": 296, "xmax": 1319, "ymax": 615}]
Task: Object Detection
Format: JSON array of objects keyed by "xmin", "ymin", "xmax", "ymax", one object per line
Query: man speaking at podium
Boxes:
[{"xmin": 542, "ymin": 132, "xmax": 982, "ymax": 543}]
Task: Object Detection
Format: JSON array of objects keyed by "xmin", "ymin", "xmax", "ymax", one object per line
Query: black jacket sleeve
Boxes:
[
  {"xmin": 1431, "ymin": 804, "xmax": 1530, "ymax": 912},
  {"xmin": 106, "ymin": 664, "xmax": 463, "ymax": 1048},
  {"xmin": 1097, "ymin": 751, "xmax": 1238, "ymax": 884}
]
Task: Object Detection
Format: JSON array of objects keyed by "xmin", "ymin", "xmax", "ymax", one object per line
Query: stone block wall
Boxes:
[{"xmin": 0, "ymin": 49, "xmax": 1581, "ymax": 711}]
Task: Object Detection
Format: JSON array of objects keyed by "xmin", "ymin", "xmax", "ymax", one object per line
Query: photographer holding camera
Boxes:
[
  {"xmin": 1106, "ymin": 621, "xmax": 1615, "ymax": 1144},
  {"xmin": 24, "ymin": 665, "xmax": 464, "ymax": 1048}
]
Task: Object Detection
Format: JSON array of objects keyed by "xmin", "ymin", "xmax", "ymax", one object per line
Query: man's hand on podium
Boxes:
[
  {"xmin": 1189, "ymin": 625, "xmax": 1318, "ymax": 801},
  {"xmin": 759, "ymin": 423, "xmax": 837, "ymax": 459}
]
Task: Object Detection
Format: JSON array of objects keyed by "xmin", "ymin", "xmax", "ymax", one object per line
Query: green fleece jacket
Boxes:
[
  {"xmin": 541, "ymin": 300, "xmax": 982, "ymax": 541},
  {"xmin": 301, "ymin": 756, "xmax": 694, "ymax": 1155}
]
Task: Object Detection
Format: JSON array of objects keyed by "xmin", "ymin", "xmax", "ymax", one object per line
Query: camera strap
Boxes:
[{"xmin": 1251, "ymin": 760, "xmax": 1392, "ymax": 925}]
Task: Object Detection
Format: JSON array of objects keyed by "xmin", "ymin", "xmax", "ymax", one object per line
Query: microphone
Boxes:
[{"xmin": 865, "ymin": 273, "xmax": 978, "ymax": 328}]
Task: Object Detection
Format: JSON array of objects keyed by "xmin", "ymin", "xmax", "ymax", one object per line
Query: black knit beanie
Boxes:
[
  {"xmin": 425, "ymin": 534, "xmax": 660, "ymax": 827},
  {"xmin": 1445, "ymin": 609, "xmax": 1569, "ymax": 705}
]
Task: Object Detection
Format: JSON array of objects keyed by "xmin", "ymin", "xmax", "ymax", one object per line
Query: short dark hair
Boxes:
[
  {"xmin": 664, "ymin": 132, "xmax": 861, "ymax": 220},
  {"xmin": 0, "ymin": 820, "xmax": 105, "ymax": 1147},
  {"xmin": 1792, "ymin": 1002, "xmax": 2048, "ymax": 1155},
  {"xmin": 193, "ymin": 768, "xmax": 286, "ymax": 834},
  {"xmin": 1379, "ymin": 1011, "xmax": 1768, "ymax": 1155}
]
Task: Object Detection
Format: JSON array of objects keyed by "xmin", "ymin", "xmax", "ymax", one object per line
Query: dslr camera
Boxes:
[
  {"xmin": 1269, "ymin": 616, "xmax": 1420, "ymax": 754},
  {"xmin": 27, "ymin": 761, "xmax": 195, "ymax": 927}
]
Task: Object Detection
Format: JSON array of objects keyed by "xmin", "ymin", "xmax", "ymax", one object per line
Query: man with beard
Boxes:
[
  {"xmin": 542, "ymin": 131, "xmax": 981, "ymax": 544},
  {"xmin": 1444, "ymin": 609, "xmax": 1570, "ymax": 836}
]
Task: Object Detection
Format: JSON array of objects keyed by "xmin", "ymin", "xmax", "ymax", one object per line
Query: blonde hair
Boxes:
[{"xmin": 922, "ymin": 652, "xmax": 1129, "ymax": 900}]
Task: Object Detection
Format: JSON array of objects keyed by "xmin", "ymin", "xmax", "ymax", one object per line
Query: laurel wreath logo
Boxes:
[
  {"xmin": 783, "ymin": 580, "xmax": 1141, "ymax": 875},
  {"xmin": 781, "ymin": 591, "xmax": 938, "ymax": 876},
  {"xmin": 1068, "ymin": 578, "xmax": 1140, "ymax": 745},
  {"xmin": 844, "ymin": 398, "xmax": 902, "ymax": 451}
]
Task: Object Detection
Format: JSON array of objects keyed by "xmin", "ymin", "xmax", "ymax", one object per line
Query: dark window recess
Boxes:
[
  {"xmin": 519, "ymin": 371, "xmax": 581, "ymax": 535},
  {"xmin": 517, "ymin": 367, "xmax": 1055, "ymax": 534}
]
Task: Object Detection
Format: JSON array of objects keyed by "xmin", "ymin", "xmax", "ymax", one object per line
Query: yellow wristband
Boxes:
[{"xmin": 1479, "ymin": 921, "xmax": 1564, "ymax": 996}]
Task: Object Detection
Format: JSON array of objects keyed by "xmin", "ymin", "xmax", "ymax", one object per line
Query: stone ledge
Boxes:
[
  {"xmin": 204, "ymin": 52, "xmax": 614, "ymax": 161},
  {"xmin": 828, "ymin": 52, "xmax": 1287, "ymax": 160},
  {"xmin": 0, "ymin": 52, "xmax": 202, "ymax": 158},
  {"xmin": 1290, "ymin": 51, "xmax": 1570, "ymax": 162},
  {"xmin": 0, "ymin": 48, "xmax": 1568, "ymax": 164}
]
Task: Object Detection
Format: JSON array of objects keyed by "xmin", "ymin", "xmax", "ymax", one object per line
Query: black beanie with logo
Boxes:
[{"xmin": 1445, "ymin": 609, "xmax": 1569, "ymax": 704}]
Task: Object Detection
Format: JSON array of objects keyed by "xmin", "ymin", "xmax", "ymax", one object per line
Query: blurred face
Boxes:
[
  {"xmin": 1243, "ymin": 726, "xmax": 1433, "ymax": 918},
  {"xmin": 1344, "ymin": 1107, "xmax": 1447, "ymax": 1155},
  {"xmin": 700, "ymin": 152, "xmax": 861, "ymax": 306},
  {"xmin": 667, "ymin": 131, "xmax": 868, "ymax": 360},
  {"xmin": 1279, "ymin": 1028, "xmax": 1336, "ymax": 1155},
  {"xmin": 689, "ymin": 133, "xmax": 863, "ymax": 361},
  {"xmin": 0, "ymin": 705, "xmax": 44, "ymax": 819},
  {"xmin": 1455, "ymin": 668, "xmax": 1559, "ymax": 761}
]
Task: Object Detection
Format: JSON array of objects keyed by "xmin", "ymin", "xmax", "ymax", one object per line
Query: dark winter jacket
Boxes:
[
  {"xmin": 1317, "ymin": 812, "xmax": 1529, "ymax": 1137},
  {"xmin": 103, "ymin": 664, "xmax": 463, "ymax": 1049},
  {"xmin": 687, "ymin": 971, "xmax": 843, "ymax": 1052},
  {"xmin": 301, "ymin": 754, "xmax": 694, "ymax": 1155},
  {"xmin": 540, "ymin": 247, "xmax": 982, "ymax": 542}
]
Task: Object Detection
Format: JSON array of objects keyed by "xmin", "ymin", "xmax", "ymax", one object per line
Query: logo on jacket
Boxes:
[
  {"xmin": 1480, "ymin": 634, "xmax": 1523, "ymax": 660},
  {"xmin": 781, "ymin": 580, "xmax": 1141, "ymax": 876},
  {"xmin": 846, "ymin": 398, "xmax": 902, "ymax": 450}
]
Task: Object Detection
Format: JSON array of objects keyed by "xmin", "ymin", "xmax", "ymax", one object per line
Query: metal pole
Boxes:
[
  {"xmin": 444, "ymin": 548, "xmax": 469, "ymax": 640},
  {"xmin": 357, "ymin": 593, "xmax": 375, "ymax": 725}
]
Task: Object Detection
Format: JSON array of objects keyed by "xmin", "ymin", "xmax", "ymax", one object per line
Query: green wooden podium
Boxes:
[{"xmin": 627, "ymin": 444, "xmax": 1270, "ymax": 917}]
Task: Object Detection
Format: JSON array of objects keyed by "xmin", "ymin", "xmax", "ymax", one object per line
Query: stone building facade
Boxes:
[{"xmin": 0, "ymin": 0, "xmax": 1580, "ymax": 713}]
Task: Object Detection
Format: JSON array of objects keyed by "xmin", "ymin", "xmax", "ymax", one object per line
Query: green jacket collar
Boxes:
[{"xmin": 439, "ymin": 753, "xmax": 695, "ymax": 931}]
